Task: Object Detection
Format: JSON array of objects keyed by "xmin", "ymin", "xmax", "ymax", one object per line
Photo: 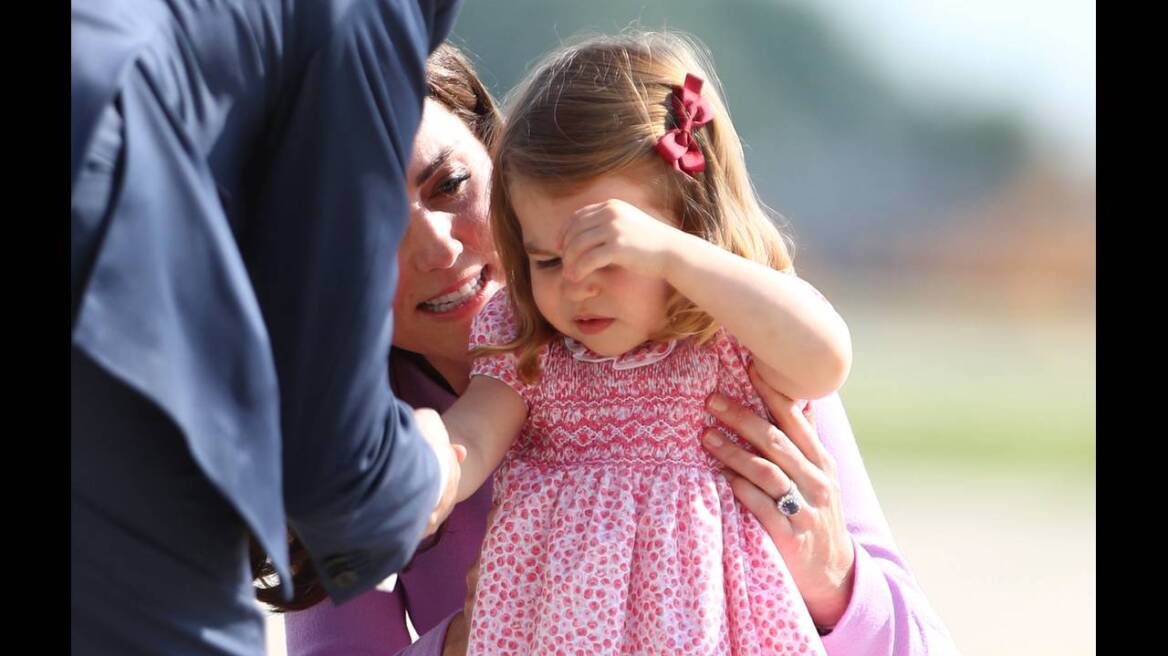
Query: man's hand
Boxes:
[{"xmin": 414, "ymin": 408, "xmax": 467, "ymax": 537}]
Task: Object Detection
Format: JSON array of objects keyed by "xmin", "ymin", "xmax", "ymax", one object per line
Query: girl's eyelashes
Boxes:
[{"xmin": 533, "ymin": 257, "xmax": 562, "ymax": 270}]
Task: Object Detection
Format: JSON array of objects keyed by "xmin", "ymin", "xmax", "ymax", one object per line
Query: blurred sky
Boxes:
[{"xmin": 808, "ymin": 0, "xmax": 1096, "ymax": 178}]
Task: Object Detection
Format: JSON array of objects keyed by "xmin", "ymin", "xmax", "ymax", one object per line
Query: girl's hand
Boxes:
[{"xmin": 559, "ymin": 199, "xmax": 687, "ymax": 282}]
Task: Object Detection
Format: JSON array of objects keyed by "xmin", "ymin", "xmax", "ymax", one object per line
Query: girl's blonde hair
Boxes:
[{"xmin": 484, "ymin": 31, "xmax": 795, "ymax": 383}]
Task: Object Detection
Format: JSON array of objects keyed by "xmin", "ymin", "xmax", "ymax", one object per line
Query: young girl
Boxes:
[{"xmin": 442, "ymin": 32, "xmax": 852, "ymax": 655}]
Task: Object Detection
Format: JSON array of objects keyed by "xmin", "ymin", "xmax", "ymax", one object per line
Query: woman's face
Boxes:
[{"xmin": 393, "ymin": 99, "xmax": 503, "ymax": 371}]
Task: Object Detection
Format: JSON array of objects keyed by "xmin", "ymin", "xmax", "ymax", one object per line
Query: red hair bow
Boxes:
[{"xmin": 655, "ymin": 73, "xmax": 713, "ymax": 176}]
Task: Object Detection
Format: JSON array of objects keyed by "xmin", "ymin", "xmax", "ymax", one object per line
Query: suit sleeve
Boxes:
[{"xmin": 246, "ymin": 0, "xmax": 463, "ymax": 604}]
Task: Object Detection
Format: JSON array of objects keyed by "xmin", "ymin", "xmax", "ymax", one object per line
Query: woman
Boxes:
[{"xmin": 273, "ymin": 43, "xmax": 957, "ymax": 656}]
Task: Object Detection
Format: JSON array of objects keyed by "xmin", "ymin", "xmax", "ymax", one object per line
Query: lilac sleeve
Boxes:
[
  {"xmin": 284, "ymin": 588, "xmax": 411, "ymax": 656},
  {"xmin": 393, "ymin": 611, "xmax": 459, "ymax": 656},
  {"xmin": 810, "ymin": 393, "xmax": 959, "ymax": 656}
]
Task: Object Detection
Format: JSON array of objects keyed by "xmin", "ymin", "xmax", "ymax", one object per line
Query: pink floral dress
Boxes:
[{"xmin": 466, "ymin": 290, "xmax": 826, "ymax": 656}]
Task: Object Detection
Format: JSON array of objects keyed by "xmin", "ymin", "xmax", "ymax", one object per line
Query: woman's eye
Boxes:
[
  {"xmin": 534, "ymin": 257, "xmax": 561, "ymax": 270},
  {"xmin": 435, "ymin": 173, "xmax": 470, "ymax": 196}
]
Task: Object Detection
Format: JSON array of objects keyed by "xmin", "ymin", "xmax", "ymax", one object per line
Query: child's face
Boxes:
[{"xmin": 510, "ymin": 171, "xmax": 677, "ymax": 356}]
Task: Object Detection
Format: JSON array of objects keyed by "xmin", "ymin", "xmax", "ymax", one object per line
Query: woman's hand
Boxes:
[{"xmin": 701, "ymin": 364, "xmax": 857, "ymax": 629}]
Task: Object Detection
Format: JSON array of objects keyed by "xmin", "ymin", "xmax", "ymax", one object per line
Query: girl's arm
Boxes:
[
  {"xmin": 443, "ymin": 375, "xmax": 528, "ymax": 502},
  {"xmin": 562, "ymin": 199, "xmax": 851, "ymax": 400},
  {"xmin": 661, "ymin": 230, "xmax": 851, "ymax": 399}
]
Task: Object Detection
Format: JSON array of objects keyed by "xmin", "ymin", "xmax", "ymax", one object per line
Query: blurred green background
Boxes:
[{"xmin": 449, "ymin": 1, "xmax": 1096, "ymax": 654}]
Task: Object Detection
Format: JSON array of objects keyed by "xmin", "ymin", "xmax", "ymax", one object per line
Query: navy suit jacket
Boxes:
[{"xmin": 71, "ymin": 0, "xmax": 461, "ymax": 603}]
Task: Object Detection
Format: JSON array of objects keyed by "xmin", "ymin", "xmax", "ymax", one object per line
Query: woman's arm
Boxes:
[
  {"xmin": 284, "ymin": 588, "xmax": 412, "ymax": 656},
  {"xmin": 702, "ymin": 368, "xmax": 958, "ymax": 655}
]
